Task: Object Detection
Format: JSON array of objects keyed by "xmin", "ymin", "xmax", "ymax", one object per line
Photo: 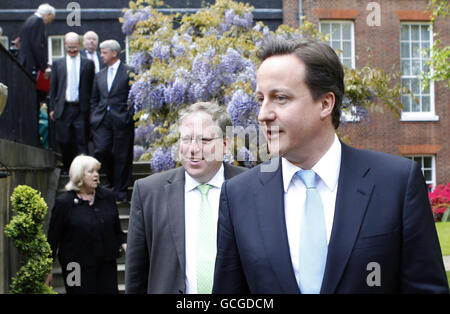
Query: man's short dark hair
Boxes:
[{"xmin": 257, "ymin": 36, "xmax": 344, "ymax": 129}]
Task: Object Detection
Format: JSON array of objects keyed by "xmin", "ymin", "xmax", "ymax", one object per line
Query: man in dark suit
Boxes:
[
  {"xmin": 49, "ymin": 32, "xmax": 95, "ymax": 172},
  {"xmin": 90, "ymin": 39, "xmax": 134, "ymax": 202},
  {"xmin": 212, "ymin": 37, "xmax": 449, "ymax": 294},
  {"xmin": 125, "ymin": 102, "xmax": 247, "ymax": 294},
  {"xmin": 81, "ymin": 31, "xmax": 104, "ymax": 74},
  {"xmin": 18, "ymin": 3, "xmax": 55, "ymax": 77}
]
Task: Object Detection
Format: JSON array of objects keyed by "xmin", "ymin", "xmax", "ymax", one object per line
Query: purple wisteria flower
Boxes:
[
  {"xmin": 134, "ymin": 145, "xmax": 145, "ymax": 161},
  {"xmin": 219, "ymin": 9, "xmax": 253, "ymax": 33},
  {"xmin": 227, "ymin": 89, "xmax": 259, "ymax": 127},
  {"xmin": 149, "ymin": 84, "xmax": 166, "ymax": 110},
  {"xmin": 129, "ymin": 75, "xmax": 152, "ymax": 112},
  {"xmin": 150, "ymin": 147, "xmax": 176, "ymax": 173},
  {"xmin": 121, "ymin": 7, "xmax": 152, "ymax": 36},
  {"xmin": 237, "ymin": 146, "xmax": 257, "ymax": 168},
  {"xmin": 152, "ymin": 41, "xmax": 171, "ymax": 62},
  {"xmin": 130, "ymin": 51, "xmax": 152, "ymax": 74},
  {"xmin": 164, "ymin": 78, "xmax": 188, "ymax": 108}
]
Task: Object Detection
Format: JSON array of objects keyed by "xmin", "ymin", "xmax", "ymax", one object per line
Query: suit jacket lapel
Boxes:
[
  {"xmin": 165, "ymin": 168, "xmax": 186, "ymax": 277},
  {"xmin": 321, "ymin": 143, "xmax": 374, "ymax": 293},
  {"xmin": 255, "ymin": 158, "xmax": 300, "ymax": 293}
]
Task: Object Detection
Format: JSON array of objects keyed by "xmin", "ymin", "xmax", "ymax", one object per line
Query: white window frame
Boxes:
[
  {"xmin": 405, "ymin": 155, "xmax": 436, "ymax": 188},
  {"xmin": 319, "ymin": 20, "xmax": 355, "ymax": 69},
  {"xmin": 0, "ymin": 36, "xmax": 8, "ymax": 50},
  {"xmin": 48, "ymin": 35, "xmax": 65, "ymax": 64},
  {"xmin": 400, "ymin": 22, "xmax": 438, "ymax": 122}
]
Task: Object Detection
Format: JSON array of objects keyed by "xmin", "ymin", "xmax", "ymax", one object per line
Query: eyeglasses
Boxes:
[{"xmin": 179, "ymin": 136, "xmax": 222, "ymax": 145}]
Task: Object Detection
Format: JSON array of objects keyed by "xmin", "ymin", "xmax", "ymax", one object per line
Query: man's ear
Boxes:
[{"xmin": 320, "ymin": 92, "xmax": 335, "ymax": 120}]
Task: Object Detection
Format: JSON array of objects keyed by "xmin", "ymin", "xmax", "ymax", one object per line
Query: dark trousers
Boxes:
[
  {"xmin": 62, "ymin": 260, "xmax": 118, "ymax": 294},
  {"xmin": 55, "ymin": 104, "xmax": 88, "ymax": 170},
  {"xmin": 92, "ymin": 112, "xmax": 133, "ymax": 199}
]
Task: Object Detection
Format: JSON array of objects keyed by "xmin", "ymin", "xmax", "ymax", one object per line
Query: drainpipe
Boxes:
[{"xmin": 298, "ymin": 0, "xmax": 303, "ymax": 26}]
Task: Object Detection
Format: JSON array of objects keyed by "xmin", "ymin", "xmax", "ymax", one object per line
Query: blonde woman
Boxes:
[{"xmin": 47, "ymin": 155, "xmax": 126, "ymax": 293}]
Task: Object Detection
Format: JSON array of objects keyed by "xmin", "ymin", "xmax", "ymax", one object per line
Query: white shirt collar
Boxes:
[
  {"xmin": 34, "ymin": 13, "xmax": 42, "ymax": 19},
  {"xmin": 66, "ymin": 53, "xmax": 80, "ymax": 62},
  {"xmin": 184, "ymin": 163, "xmax": 225, "ymax": 193},
  {"xmin": 282, "ymin": 133, "xmax": 341, "ymax": 192},
  {"xmin": 109, "ymin": 59, "xmax": 121, "ymax": 71}
]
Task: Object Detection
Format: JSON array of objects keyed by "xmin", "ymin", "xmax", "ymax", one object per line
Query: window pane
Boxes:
[
  {"xmin": 342, "ymin": 24, "xmax": 351, "ymax": 40},
  {"xmin": 401, "ymin": 60, "xmax": 410, "ymax": 75},
  {"xmin": 412, "ymin": 42, "xmax": 420, "ymax": 58},
  {"xmin": 331, "ymin": 40, "xmax": 341, "ymax": 51},
  {"xmin": 343, "ymin": 59, "xmax": 352, "ymax": 68},
  {"xmin": 401, "ymin": 42, "xmax": 410, "ymax": 58},
  {"xmin": 423, "ymin": 157, "xmax": 432, "ymax": 168},
  {"xmin": 424, "ymin": 170, "xmax": 432, "ymax": 181},
  {"xmin": 332, "ymin": 24, "xmax": 341, "ymax": 39},
  {"xmin": 422, "ymin": 96, "xmax": 430, "ymax": 112},
  {"xmin": 411, "ymin": 25, "xmax": 419, "ymax": 40},
  {"xmin": 412, "ymin": 97, "xmax": 420, "ymax": 112},
  {"xmin": 321, "ymin": 23, "xmax": 330, "ymax": 35},
  {"xmin": 421, "ymin": 25, "xmax": 430, "ymax": 41},
  {"xmin": 421, "ymin": 42, "xmax": 430, "ymax": 57},
  {"xmin": 411, "ymin": 78, "xmax": 420, "ymax": 94},
  {"xmin": 52, "ymin": 38, "xmax": 62, "ymax": 57},
  {"xmin": 412, "ymin": 60, "xmax": 421, "ymax": 75},
  {"xmin": 402, "ymin": 95, "xmax": 411, "ymax": 111},
  {"xmin": 413, "ymin": 157, "xmax": 422, "ymax": 165},
  {"xmin": 343, "ymin": 41, "xmax": 351, "ymax": 58},
  {"xmin": 401, "ymin": 25, "xmax": 409, "ymax": 40}
]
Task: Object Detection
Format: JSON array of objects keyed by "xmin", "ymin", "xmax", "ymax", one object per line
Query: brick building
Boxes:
[{"xmin": 283, "ymin": 0, "xmax": 449, "ymax": 187}]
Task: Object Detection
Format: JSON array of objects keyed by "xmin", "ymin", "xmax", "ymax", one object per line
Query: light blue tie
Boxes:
[
  {"xmin": 296, "ymin": 170, "xmax": 328, "ymax": 294},
  {"xmin": 107, "ymin": 66, "xmax": 114, "ymax": 92},
  {"xmin": 69, "ymin": 57, "xmax": 78, "ymax": 101}
]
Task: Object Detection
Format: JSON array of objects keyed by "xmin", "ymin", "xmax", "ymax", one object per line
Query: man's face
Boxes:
[
  {"xmin": 83, "ymin": 33, "xmax": 98, "ymax": 53},
  {"xmin": 179, "ymin": 111, "xmax": 228, "ymax": 183},
  {"xmin": 65, "ymin": 39, "xmax": 80, "ymax": 58},
  {"xmin": 42, "ymin": 13, "xmax": 55, "ymax": 25},
  {"xmin": 256, "ymin": 54, "xmax": 326, "ymax": 164},
  {"xmin": 100, "ymin": 48, "xmax": 117, "ymax": 66}
]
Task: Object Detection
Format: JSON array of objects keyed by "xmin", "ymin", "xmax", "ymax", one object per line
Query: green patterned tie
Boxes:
[{"xmin": 196, "ymin": 184, "xmax": 215, "ymax": 294}]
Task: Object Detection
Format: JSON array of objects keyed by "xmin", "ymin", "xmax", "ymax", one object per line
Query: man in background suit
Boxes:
[
  {"xmin": 213, "ymin": 37, "xmax": 448, "ymax": 294},
  {"xmin": 18, "ymin": 3, "xmax": 54, "ymax": 77},
  {"xmin": 125, "ymin": 102, "xmax": 247, "ymax": 294},
  {"xmin": 49, "ymin": 32, "xmax": 95, "ymax": 172},
  {"xmin": 81, "ymin": 31, "xmax": 104, "ymax": 74},
  {"xmin": 90, "ymin": 39, "xmax": 134, "ymax": 203}
]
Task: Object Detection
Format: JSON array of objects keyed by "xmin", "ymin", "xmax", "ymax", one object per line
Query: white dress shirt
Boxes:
[
  {"xmin": 86, "ymin": 50, "xmax": 100, "ymax": 73},
  {"xmin": 65, "ymin": 54, "xmax": 80, "ymax": 102},
  {"xmin": 184, "ymin": 164, "xmax": 225, "ymax": 294},
  {"xmin": 107, "ymin": 59, "xmax": 120, "ymax": 92},
  {"xmin": 283, "ymin": 134, "xmax": 341, "ymax": 286}
]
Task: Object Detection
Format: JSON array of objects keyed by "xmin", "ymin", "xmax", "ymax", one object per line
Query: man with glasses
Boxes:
[
  {"xmin": 125, "ymin": 102, "xmax": 246, "ymax": 294},
  {"xmin": 49, "ymin": 32, "xmax": 95, "ymax": 172}
]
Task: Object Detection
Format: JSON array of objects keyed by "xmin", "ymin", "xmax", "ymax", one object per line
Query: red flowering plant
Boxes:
[{"xmin": 428, "ymin": 183, "xmax": 450, "ymax": 222}]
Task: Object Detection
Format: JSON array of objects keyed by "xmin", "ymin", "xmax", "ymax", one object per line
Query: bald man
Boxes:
[
  {"xmin": 49, "ymin": 32, "xmax": 95, "ymax": 172},
  {"xmin": 81, "ymin": 31, "xmax": 104, "ymax": 73}
]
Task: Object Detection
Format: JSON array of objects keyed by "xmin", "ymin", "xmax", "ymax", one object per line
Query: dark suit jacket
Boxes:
[
  {"xmin": 49, "ymin": 56, "xmax": 95, "ymax": 119},
  {"xmin": 18, "ymin": 14, "xmax": 48, "ymax": 74},
  {"xmin": 47, "ymin": 187, "xmax": 127, "ymax": 267},
  {"xmin": 213, "ymin": 144, "xmax": 449, "ymax": 294},
  {"xmin": 90, "ymin": 62, "xmax": 134, "ymax": 129},
  {"xmin": 125, "ymin": 163, "xmax": 247, "ymax": 294}
]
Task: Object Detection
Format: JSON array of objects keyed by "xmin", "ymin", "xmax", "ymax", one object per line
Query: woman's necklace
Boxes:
[{"xmin": 77, "ymin": 191, "xmax": 95, "ymax": 206}]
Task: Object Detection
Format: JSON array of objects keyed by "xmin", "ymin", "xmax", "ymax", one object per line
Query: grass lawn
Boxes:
[{"xmin": 436, "ymin": 222, "xmax": 450, "ymax": 256}]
